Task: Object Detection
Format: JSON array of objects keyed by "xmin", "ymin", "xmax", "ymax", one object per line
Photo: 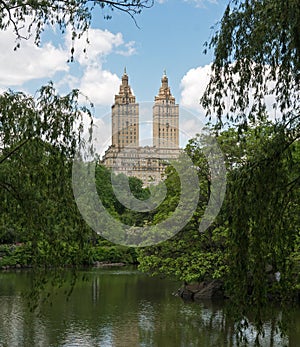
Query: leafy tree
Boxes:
[
  {"xmin": 138, "ymin": 133, "xmax": 228, "ymax": 283},
  {"xmin": 0, "ymin": 84, "xmax": 93, "ymax": 263},
  {"xmin": 200, "ymin": 0, "xmax": 300, "ymax": 322},
  {"xmin": 0, "ymin": 0, "xmax": 153, "ymax": 294},
  {"xmin": 95, "ymin": 164, "xmax": 151, "ymax": 226},
  {"xmin": 225, "ymin": 123, "xmax": 300, "ymax": 309},
  {"xmin": 202, "ymin": 0, "xmax": 300, "ymax": 127},
  {"xmin": 139, "ymin": 120, "xmax": 300, "ymax": 341},
  {"xmin": 0, "ymin": 0, "xmax": 153, "ymax": 244}
]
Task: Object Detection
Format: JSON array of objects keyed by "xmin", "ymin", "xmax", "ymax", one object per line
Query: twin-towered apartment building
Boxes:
[{"xmin": 101, "ymin": 69, "xmax": 181, "ymax": 185}]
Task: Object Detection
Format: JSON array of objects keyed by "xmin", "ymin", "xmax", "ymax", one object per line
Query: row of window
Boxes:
[
  {"xmin": 113, "ymin": 121, "xmax": 137, "ymax": 126},
  {"xmin": 118, "ymin": 137, "xmax": 137, "ymax": 141},
  {"xmin": 158, "ymin": 128, "xmax": 177, "ymax": 132},
  {"xmin": 118, "ymin": 130, "xmax": 137, "ymax": 135},
  {"xmin": 118, "ymin": 138, "xmax": 137, "ymax": 144},
  {"xmin": 116, "ymin": 108, "xmax": 138, "ymax": 115}
]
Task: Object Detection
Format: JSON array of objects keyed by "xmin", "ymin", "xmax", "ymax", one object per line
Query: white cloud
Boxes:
[
  {"xmin": 79, "ymin": 66, "xmax": 120, "ymax": 106},
  {"xmin": 59, "ymin": 28, "xmax": 136, "ymax": 106},
  {"xmin": 180, "ymin": 64, "xmax": 212, "ymax": 113},
  {"xmin": 157, "ymin": 0, "xmax": 217, "ymax": 5},
  {"xmin": 66, "ymin": 28, "xmax": 125, "ymax": 66},
  {"xmin": 55, "ymin": 74, "xmax": 80, "ymax": 90},
  {"xmin": 180, "ymin": 64, "xmax": 280, "ymax": 123},
  {"xmin": 184, "ymin": 0, "xmax": 218, "ymax": 8},
  {"xmin": 116, "ymin": 41, "xmax": 136, "ymax": 56},
  {"xmin": 0, "ymin": 29, "xmax": 69, "ymax": 87},
  {"xmin": 92, "ymin": 117, "xmax": 112, "ymax": 157},
  {"xmin": 76, "ymin": 112, "xmax": 111, "ymax": 159},
  {"xmin": 0, "ymin": 26, "xmax": 136, "ymax": 106},
  {"xmin": 65, "ymin": 28, "xmax": 136, "ymax": 65}
]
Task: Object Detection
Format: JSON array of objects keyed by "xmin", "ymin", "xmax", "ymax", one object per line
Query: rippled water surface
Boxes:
[{"xmin": 0, "ymin": 268, "xmax": 299, "ymax": 347}]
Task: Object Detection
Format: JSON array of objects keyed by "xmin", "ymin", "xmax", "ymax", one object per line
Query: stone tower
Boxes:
[
  {"xmin": 111, "ymin": 69, "xmax": 139, "ymax": 148},
  {"xmin": 102, "ymin": 70, "xmax": 181, "ymax": 186},
  {"xmin": 153, "ymin": 72, "xmax": 179, "ymax": 148}
]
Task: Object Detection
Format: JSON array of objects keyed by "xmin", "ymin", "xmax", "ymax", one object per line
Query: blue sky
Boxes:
[
  {"xmin": 0, "ymin": 0, "xmax": 228, "ymax": 147},
  {"xmin": 98, "ymin": 0, "xmax": 227, "ymax": 101}
]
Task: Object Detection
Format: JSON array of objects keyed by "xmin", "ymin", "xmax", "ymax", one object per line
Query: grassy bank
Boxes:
[{"xmin": 0, "ymin": 240, "xmax": 138, "ymax": 270}]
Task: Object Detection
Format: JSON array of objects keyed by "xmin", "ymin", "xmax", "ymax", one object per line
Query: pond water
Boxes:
[{"xmin": 0, "ymin": 267, "xmax": 299, "ymax": 347}]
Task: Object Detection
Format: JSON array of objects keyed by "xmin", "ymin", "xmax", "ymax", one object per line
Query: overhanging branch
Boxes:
[{"xmin": 0, "ymin": 138, "xmax": 30, "ymax": 165}]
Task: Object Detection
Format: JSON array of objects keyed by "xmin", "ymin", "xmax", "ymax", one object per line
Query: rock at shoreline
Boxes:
[
  {"xmin": 93, "ymin": 261, "xmax": 126, "ymax": 268},
  {"xmin": 178, "ymin": 280, "xmax": 225, "ymax": 300}
]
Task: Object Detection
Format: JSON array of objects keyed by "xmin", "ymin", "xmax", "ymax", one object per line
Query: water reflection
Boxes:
[{"xmin": 0, "ymin": 268, "xmax": 299, "ymax": 347}]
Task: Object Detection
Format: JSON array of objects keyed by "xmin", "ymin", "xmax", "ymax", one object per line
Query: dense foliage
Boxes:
[
  {"xmin": 202, "ymin": 0, "xmax": 300, "ymax": 127},
  {"xmin": 138, "ymin": 132, "xmax": 224, "ymax": 283},
  {"xmin": 0, "ymin": 0, "xmax": 299, "ymax": 341},
  {"xmin": 0, "ymin": 84, "xmax": 92, "ymax": 265},
  {"xmin": 0, "ymin": 0, "xmax": 152, "ymax": 284},
  {"xmin": 138, "ymin": 122, "xmax": 300, "ymax": 339},
  {"xmin": 0, "ymin": 0, "xmax": 153, "ymax": 266},
  {"xmin": 0, "ymin": 138, "xmax": 145, "ymax": 268},
  {"xmin": 200, "ymin": 0, "xmax": 300, "ymax": 316}
]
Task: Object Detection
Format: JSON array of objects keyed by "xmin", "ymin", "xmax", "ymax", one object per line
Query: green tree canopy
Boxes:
[
  {"xmin": 0, "ymin": 0, "xmax": 153, "ymax": 275},
  {"xmin": 134, "ymin": 1, "xmax": 300, "ymax": 339},
  {"xmin": 199, "ymin": 0, "xmax": 300, "ymax": 330},
  {"xmin": 0, "ymin": 84, "xmax": 93, "ymax": 260},
  {"xmin": 202, "ymin": 0, "xmax": 300, "ymax": 128}
]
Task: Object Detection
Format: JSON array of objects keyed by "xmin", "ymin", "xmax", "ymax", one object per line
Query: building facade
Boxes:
[
  {"xmin": 153, "ymin": 72, "xmax": 179, "ymax": 149},
  {"xmin": 101, "ymin": 70, "xmax": 181, "ymax": 185},
  {"xmin": 111, "ymin": 69, "xmax": 139, "ymax": 148}
]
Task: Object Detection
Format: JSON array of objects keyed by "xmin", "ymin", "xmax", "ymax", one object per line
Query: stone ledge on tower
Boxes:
[
  {"xmin": 154, "ymin": 71, "xmax": 175, "ymax": 104},
  {"xmin": 114, "ymin": 68, "xmax": 136, "ymax": 105}
]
